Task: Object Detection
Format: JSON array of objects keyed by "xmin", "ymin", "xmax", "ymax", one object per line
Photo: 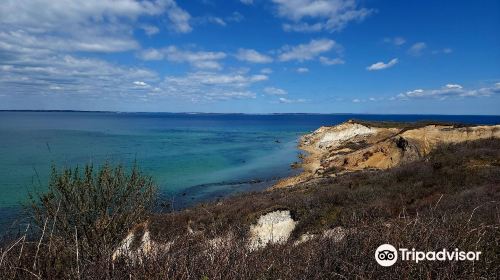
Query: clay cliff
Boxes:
[{"xmin": 274, "ymin": 120, "xmax": 500, "ymax": 188}]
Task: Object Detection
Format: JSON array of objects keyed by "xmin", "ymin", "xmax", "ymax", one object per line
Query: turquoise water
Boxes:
[
  {"xmin": 0, "ymin": 112, "xmax": 302, "ymax": 208},
  {"xmin": 1, "ymin": 111, "xmax": 499, "ymax": 229}
]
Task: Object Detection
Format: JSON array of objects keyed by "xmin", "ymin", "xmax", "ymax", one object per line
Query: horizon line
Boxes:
[{"xmin": 1, "ymin": 109, "xmax": 500, "ymax": 117}]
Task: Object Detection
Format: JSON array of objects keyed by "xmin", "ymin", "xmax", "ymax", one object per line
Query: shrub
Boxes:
[{"xmin": 29, "ymin": 163, "xmax": 157, "ymax": 260}]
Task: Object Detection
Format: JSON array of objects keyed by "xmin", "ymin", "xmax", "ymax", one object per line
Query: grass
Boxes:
[
  {"xmin": 1, "ymin": 139, "xmax": 499, "ymax": 279},
  {"xmin": 350, "ymin": 119, "xmax": 476, "ymax": 129}
]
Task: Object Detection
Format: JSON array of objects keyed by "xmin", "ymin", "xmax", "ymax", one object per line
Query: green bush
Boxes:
[{"xmin": 29, "ymin": 163, "xmax": 157, "ymax": 260}]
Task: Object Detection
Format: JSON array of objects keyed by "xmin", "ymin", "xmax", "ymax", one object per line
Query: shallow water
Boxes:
[{"xmin": 1, "ymin": 111, "xmax": 499, "ymax": 230}]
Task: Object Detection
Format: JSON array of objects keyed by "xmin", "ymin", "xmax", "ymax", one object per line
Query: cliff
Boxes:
[{"xmin": 274, "ymin": 120, "xmax": 500, "ymax": 188}]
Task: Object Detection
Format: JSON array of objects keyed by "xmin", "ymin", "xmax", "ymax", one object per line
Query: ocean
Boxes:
[{"xmin": 1, "ymin": 111, "xmax": 499, "ymax": 230}]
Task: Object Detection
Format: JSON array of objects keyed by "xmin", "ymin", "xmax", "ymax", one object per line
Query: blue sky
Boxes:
[{"xmin": 0, "ymin": 0, "xmax": 499, "ymax": 114}]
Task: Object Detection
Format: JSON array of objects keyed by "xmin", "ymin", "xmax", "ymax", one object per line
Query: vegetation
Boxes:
[
  {"xmin": 350, "ymin": 119, "xmax": 476, "ymax": 129},
  {"xmin": 15, "ymin": 163, "xmax": 156, "ymax": 273},
  {"xmin": 1, "ymin": 139, "xmax": 499, "ymax": 279}
]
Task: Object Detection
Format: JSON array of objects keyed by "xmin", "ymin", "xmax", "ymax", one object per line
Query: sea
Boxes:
[{"xmin": 1, "ymin": 111, "xmax": 499, "ymax": 231}]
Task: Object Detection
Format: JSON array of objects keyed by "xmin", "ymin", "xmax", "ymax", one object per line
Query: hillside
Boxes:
[
  {"xmin": 1, "ymin": 121, "xmax": 499, "ymax": 279},
  {"xmin": 108, "ymin": 122, "xmax": 500, "ymax": 279}
]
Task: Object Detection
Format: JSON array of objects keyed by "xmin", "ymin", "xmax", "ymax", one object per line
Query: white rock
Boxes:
[
  {"xmin": 112, "ymin": 231, "xmax": 135, "ymax": 262},
  {"xmin": 317, "ymin": 123, "xmax": 376, "ymax": 149},
  {"xmin": 112, "ymin": 228, "xmax": 173, "ymax": 263},
  {"xmin": 207, "ymin": 234, "xmax": 233, "ymax": 250},
  {"xmin": 248, "ymin": 210, "xmax": 297, "ymax": 250},
  {"xmin": 293, "ymin": 233, "xmax": 317, "ymax": 246}
]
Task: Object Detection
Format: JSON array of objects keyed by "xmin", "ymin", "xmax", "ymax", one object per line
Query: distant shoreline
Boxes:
[{"xmin": 1, "ymin": 110, "xmax": 499, "ymax": 117}]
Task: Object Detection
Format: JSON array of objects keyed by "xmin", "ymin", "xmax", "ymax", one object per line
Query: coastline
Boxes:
[
  {"xmin": 272, "ymin": 137, "xmax": 322, "ymax": 189},
  {"xmin": 3, "ymin": 120, "xmax": 500, "ymax": 279},
  {"xmin": 272, "ymin": 119, "xmax": 500, "ymax": 189}
]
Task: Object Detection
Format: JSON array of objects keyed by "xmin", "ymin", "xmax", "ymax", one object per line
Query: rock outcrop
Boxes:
[
  {"xmin": 248, "ymin": 210, "xmax": 297, "ymax": 250},
  {"xmin": 112, "ymin": 222, "xmax": 173, "ymax": 263},
  {"xmin": 274, "ymin": 120, "xmax": 500, "ymax": 188}
]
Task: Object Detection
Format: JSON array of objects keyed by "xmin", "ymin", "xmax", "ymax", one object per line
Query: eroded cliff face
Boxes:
[{"xmin": 274, "ymin": 120, "xmax": 500, "ymax": 188}]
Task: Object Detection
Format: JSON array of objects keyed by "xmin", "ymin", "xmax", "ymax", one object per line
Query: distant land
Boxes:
[{"xmin": 1, "ymin": 109, "xmax": 499, "ymax": 116}]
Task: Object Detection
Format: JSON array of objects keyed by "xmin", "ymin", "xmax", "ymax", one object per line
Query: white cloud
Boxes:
[
  {"xmin": 383, "ymin": 37, "xmax": 406, "ymax": 46},
  {"xmin": 133, "ymin": 81, "xmax": 150, "ymax": 87},
  {"xmin": 351, "ymin": 97, "xmax": 384, "ymax": 102},
  {"xmin": 282, "ymin": 22, "xmax": 324, "ymax": 32},
  {"xmin": 403, "ymin": 89, "xmax": 424, "ymax": 97},
  {"xmin": 235, "ymin": 49, "xmax": 273, "ymax": 63},
  {"xmin": 319, "ymin": 56, "xmax": 345, "ymax": 65},
  {"xmin": 240, "ymin": 0, "xmax": 254, "ymax": 4},
  {"xmin": 141, "ymin": 25, "xmax": 160, "ymax": 36},
  {"xmin": 0, "ymin": 0, "xmax": 192, "ymax": 107},
  {"xmin": 197, "ymin": 12, "xmax": 244, "ymax": 27},
  {"xmin": 0, "ymin": 0, "xmax": 192, "ymax": 55},
  {"xmin": 432, "ymin": 48, "xmax": 453, "ymax": 55},
  {"xmin": 163, "ymin": 1, "xmax": 193, "ymax": 33},
  {"xmin": 160, "ymin": 71, "xmax": 268, "ymax": 101},
  {"xmin": 0, "ymin": 29, "xmax": 139, "ymax": 54},
  {"xmin": 251, "ymin": 74, "xmax": 269, "ymax": 82},
  {"xmin": 296, "ymin": 67, "xmax": 310, "ymax": 73},
  {"xmin": 1, "ymin": 0, "xmax": 168, "ymax": 29},
  {"xmin": 228, "ymin": 12, "xmax": 245, "ymax": 23},
  {"xmin": 264, "ymin": 87, "xmax": 287, "ymax": 95},
  {"xmin": 139, "ymin": 46, "xmax": 227, "ymax": 70},
  {"xmin": 408, "ymin": 42, "xmax": 427, "ymax": 56},
  {"xmin": 396, "ymin": 83, "xmax": 500, "ymax": 100},
  {"xmin": 165, "ymin": 72, "xmax": 267, "ymax": 87},
  {"xmin": 49, "ymin": 85, "xmax": 63, "ymax": 90},
  {"xmin": 445, "ymin": 84, "xmax": 463, "ymax": 89},
  {"xmin": 279, "ymin": 39, "xmax": 339, "ymax": 62},
  {"xmin": 260, "ymin": 68, "xmax": 273, "ymax": 74},
  {"xmin": 366, "ymin": 58, "xmax": 398, "ymax": 71},
  {"xmin": 278, "ymin": 97, "xmax": 306, "ymax": 103},
  {"xmin": 206, "ymin": 16, "xmax": 227, "ymax": 26},
  {"xmin": 139, "ymin": 49, "xmax": 164, "ymax": 60},
  {"xmin": 273, "ymin": 0, "xmax": 374, "ymax": 33},
  {"xmin": 0, "ymin": 54, "xmax": 158, "ymax": 101}
]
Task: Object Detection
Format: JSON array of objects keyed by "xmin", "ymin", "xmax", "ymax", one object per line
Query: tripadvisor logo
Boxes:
[
  {"xmin": 375, "ymin": 244, "xmax": 398, "ymax": 266},
  {"xmin": 375, "ymin": 244, "xmax": 482, "ymax": 267}
]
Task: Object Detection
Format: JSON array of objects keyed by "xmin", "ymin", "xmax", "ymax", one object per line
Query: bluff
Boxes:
[{"xmin": 274, "ymin": 120, "xmax": 500, "ymax": 188}]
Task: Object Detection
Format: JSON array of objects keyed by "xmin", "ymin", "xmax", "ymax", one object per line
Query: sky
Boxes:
[{"xmin": 0, "ymin": 0, "xmax": 499, "ymax": 114}]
